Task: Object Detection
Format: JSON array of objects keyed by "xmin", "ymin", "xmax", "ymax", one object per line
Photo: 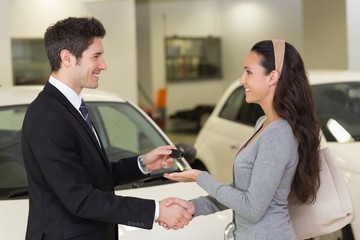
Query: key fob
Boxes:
[{"xmin": 169, "ymin": 149, "xmax": 184, "ymax": 159}]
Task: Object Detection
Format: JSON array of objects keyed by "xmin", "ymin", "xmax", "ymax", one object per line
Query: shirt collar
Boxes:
[{"xmin": 49, "ymin": 76, "xmax": 83, "ymax": 110}]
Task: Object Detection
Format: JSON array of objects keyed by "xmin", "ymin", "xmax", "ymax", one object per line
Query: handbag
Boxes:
[{"xmin": 288, "ymin": 147, "xmax": 355, "ymax": 240}]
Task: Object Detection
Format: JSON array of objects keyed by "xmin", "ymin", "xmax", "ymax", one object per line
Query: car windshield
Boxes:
[
  {"xmin": 0, "ymin": 101, "xmax": 185, "ymax": 199},
  {"xmin": 312, "ymin": 82, "xmax": 360, "ymax": 142},
  {"xmin": 219, "ymin": 81, "xmax": 360, "ymax": 143}
]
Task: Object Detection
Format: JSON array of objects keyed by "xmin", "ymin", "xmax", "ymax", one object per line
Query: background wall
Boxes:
[
  {"xmin": 0, "ymin": 0, "xmax": 12, "ymax": 87},
  {"xmin": 346, "ymin": 0, "xmax": 360, "ymax": 71},
  {"xmin": 136, "ymin": 2, "xmax": 154, "ymax": 108},
  {"xmin": 137, "ymin": 0, "xmax": 303, "ymax": 118},
  {"xmin": 4, "ymin": 0, "xmax": 138, "ymax": 102},
  {"xmin": 1, "ymin": 0, "xmax": 357, "ymax": 117},
  {"xmin": 143, "ymin": 0, "xmax": 224, "ymax": 117},
  {"xmin": 303, "ymin": 0, "xmax": 347, "ymax": 69}
]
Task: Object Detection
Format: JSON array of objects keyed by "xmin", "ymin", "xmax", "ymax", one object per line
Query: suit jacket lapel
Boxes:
[{"xmin": 43, "ymin": 82, "xmax": 112, "ymax": 172}]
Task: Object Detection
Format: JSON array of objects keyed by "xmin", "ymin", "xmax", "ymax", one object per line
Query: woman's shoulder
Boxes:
[
  {"xmin": 263, "ymin": 118, "xmax": 295, "ymax": 140},
  {"xmin": 259, "ymin": 118, "xmax": 298, "ymax": 154},
  {"xmin": 255, "ymin": 116, "xmax": 291, "ymax": 132}
]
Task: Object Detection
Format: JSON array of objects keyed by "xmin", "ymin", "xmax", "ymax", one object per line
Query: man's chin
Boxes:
[{"xmin": 87, "ymin": 81, "xmax": 99, "ymax": 89}]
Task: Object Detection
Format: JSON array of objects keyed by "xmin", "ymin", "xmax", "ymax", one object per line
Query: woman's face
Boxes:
[{"xmin": 239, "ymin": 51, "xmax": 272, "ymax": 105}]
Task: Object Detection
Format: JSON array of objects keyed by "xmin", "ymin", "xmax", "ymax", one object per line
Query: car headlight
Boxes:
[{"xmin": 224, "ymin": 222, "xmax": 235, "ymax": 240}]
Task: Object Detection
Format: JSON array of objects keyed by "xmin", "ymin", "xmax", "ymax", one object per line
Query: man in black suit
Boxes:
[{"xmin": 21, "ymin": 16, "xmax": 193, "ymax": 240}]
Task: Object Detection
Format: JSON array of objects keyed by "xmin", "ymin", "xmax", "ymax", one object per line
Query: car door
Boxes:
[{"xmin": 195, "ymin": 84, "xmax": 263, "ymax": 183}]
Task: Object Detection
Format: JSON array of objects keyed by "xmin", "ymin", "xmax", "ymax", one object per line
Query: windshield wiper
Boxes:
[
  {"xmin": 115, "ymin": 172, "xmax": 178, "ymax": 191},
  {"xmin": 8, "ymin": 188, "xmax": 28, "ymax": 198}
]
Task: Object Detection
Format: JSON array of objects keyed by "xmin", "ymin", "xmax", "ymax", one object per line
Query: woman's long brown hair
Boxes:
[{"xmin": 251, "ymin": 40, "xmax": 321, "ymax": 204}]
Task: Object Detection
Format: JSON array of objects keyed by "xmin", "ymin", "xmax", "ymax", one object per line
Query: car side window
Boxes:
[
  {"xmin": 88, "ymin": 102, "xmax": 167, "ymax": 161},
  {"xmin": 0, "ymin": 106, "xmax": 28, "ymax": 191},
  {"xmin": 312, "ymin": 82, "xmax": 360, "ymax": 142},
  {"xmin": 219, "ymin": 87, "xmax": 263, "ymax": 126}
]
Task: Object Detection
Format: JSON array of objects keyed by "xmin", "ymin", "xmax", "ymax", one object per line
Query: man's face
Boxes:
[{"xmin": 72, "ymin": 37, "xmax": 107, "ymax": 93}]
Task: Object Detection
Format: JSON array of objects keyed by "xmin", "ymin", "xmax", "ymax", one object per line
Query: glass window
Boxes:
[
  {"xmin": 219, "ymin": 87, "xmax": 263, "ymax": 126},
  {"xmin": 88, "ymin": 102, "xmax": 167, "ymax": 161},
  {"xmin": 312, "ymin": 82, "xmax": 360, "ymax": 142},
  {"xmin": 0, "ymin": 106, "xmax": 28, "ymax": 190},
  {"xmin": 12, "ymin": 38, "xmax": 49, "ymax": 85},
  {"xmin": 165, "ymin": 37, "xmax": 222, "ymax": 81},
  {"xmin": 0, "ymin": 101, "xmax": 187, "ymax": 198}
]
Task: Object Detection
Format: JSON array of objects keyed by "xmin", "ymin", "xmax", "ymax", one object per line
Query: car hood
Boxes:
[
  {"xmin": 116, "ymin": 181, "xmax": 231, "ymax": 239},
  {"xmin": 0, "ymin": 182, "xmax": 231, "ymax": 240}
]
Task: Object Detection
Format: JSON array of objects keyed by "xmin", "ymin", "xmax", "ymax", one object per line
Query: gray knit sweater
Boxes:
[{"xmin": 192, "ymin": 117, "xmax": 299, "ymax": 240}]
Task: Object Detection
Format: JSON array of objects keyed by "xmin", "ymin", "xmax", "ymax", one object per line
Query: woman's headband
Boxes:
[{"xmin": 272, "ymin": 39, "xmax": 285, "ymax": 75}]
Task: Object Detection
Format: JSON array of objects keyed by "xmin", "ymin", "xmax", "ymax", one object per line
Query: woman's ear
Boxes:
[{"xmin": 269, "ymin": 70, "xmax": 280, "ymax": 86}]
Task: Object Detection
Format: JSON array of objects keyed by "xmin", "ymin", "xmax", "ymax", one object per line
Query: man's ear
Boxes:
[
  {"xmin": 59, "ymin": 49, "xmax": 74, "ymax": 68},
  {"xmin": 269, "ymin": 70, "xmax": 280, "ymax": 86}
]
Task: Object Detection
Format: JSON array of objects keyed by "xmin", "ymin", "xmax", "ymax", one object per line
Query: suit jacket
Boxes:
[{"xmin": 22, "ymin": 82, "xmax": 155, "ymax": 240}]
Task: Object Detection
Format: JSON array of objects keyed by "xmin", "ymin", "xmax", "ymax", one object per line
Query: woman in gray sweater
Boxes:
[{"xmin": 163, "ymin": 40, "xmax": 321, "ymax": 239}]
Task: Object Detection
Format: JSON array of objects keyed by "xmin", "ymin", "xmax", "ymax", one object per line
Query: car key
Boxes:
[{"xmin": 169, "ymin": 149, "xmax": 184, "ymax": 159}]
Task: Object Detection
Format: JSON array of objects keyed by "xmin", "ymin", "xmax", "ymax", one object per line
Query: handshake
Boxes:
[
  {"xmin": 157, "ymin": 197, "xmax": 195, "ymax": 230},
  {"xmin": 154, "ymin": 167, "xmax": 203, "ymax": 230}
]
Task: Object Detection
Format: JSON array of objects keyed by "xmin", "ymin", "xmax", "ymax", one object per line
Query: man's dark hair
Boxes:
[{"xmin": 44, "ymin": 17, "xmax": 106, "ymax": 71}]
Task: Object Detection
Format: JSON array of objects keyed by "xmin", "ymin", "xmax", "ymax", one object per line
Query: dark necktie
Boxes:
[{"xmin": 79, "ymin": 99, "xmax": 92, "ymax": 129}]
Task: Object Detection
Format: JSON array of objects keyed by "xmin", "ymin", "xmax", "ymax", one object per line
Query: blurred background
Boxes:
[{"xmin": 1, "ymin": 0, "xmax": 358, "ymax": 137}]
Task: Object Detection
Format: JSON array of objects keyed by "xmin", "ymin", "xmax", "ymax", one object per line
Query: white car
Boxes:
[
  {"xmin": 194, "ymin": 70, "xmax": 360, "ymax": 240},
  {"xmin": 0, "ymin": 86, "xmax": 231, "ymax": 239}
]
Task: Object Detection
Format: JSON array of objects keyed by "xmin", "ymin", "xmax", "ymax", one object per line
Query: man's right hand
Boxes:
[{"xmin": 157, "ymin": 198, "xmax": 195, "ymax": 230}]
